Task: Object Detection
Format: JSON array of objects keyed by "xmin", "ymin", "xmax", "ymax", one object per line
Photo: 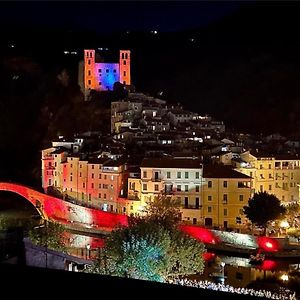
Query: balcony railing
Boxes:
[
  {"xmin": 183, "ymin": 205, "xmax": 201, "ymax": 210},
  {"xmin": 45, "ymin": 165, "xmax": 55, "ymax": 170},
  {"xmin": 42, "ymin": 155, "xmax": 53, "ymax": 160}
]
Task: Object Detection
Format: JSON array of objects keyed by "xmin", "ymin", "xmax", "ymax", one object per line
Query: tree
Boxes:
[
  {"xmin": 144, "ymin": 194, "xmax": 182, "ymax": 231},
  {"xmin": 90, "ymin": 194, "xmax": 206, "ymax": 282},
  {"xmin": 28, "ymin": 221, "xmax": 66, "ymax": 252},
  {"xmin": 243, "ymin": 192, "xmax": 286, "ymax": 235}
]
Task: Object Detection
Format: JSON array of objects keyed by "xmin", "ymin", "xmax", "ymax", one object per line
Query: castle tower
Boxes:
[
  {"xmin": 119, "ymin": 50, "xmax": 131, "ymax": 86},
  {"xmin": 84, "ymin": 49, "xmax": 96, "ymax": 91}
]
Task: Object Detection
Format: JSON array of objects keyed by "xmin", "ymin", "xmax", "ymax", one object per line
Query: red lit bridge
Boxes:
[{"xmin": 0, "ymin": 182, "xmax": 281, "ymax": 253}]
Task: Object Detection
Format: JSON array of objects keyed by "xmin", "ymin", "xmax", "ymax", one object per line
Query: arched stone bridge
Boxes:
[{"xmin": 0, "ymin": 182, "xmax": 280, "ymax": 252}]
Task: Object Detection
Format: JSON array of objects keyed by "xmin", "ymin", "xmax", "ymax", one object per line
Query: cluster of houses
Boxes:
[{"xmin": 41, "ymin": 92, "xmax": 300, "ymax": 230}]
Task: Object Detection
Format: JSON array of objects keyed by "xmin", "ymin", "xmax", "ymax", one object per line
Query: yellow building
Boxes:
[
  {"xmin": 234, "ymin": 151, "xmax": 300, "ymax": 204},
  {"xmin": 202, "ymin": 165, "xmax": 252, "ymax": 229},
  {"xmin": 127, "ymin": 158, "xmax": 252, "ymax": 229}
]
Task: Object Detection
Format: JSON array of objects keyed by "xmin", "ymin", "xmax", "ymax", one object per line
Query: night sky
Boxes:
[{"xmin": 0, "ymin": 1, "xmax": 240, "ymax": 32}]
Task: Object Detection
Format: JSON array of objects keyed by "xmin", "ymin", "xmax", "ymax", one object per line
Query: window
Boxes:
[
  {"xmin": 103, "ymin": 184, "xmax": 108, "ymax": 189},
  {"xmin": 99, "ymin": 183, "xmax": 101, "ymax": 189},
  {"xmin": 143, "ymin": 184, "xmax": 147, "ymax": 191},
  {"xmin": 193, "ymin": 218, "xmax": 197, "ymax": 224},
  {"xmin": 123, "ymin": 71, "xmax": 126, "ymax": 76},
  {"xmin": 195, "ymin": 172, "xmax": 199, "ymax": 179},
  {"xmin": 185, "ymin": 172, "xmax": 189, "ymax": 179},
  {"xmin": 82, "ymin": 192, "xmax": 84, "ymax": 200},
  {"xmin": 260, "ymin": 185, "xmax": 263, "ymax": 192},
  {"xmin": 269, "ymin": 185, "xmax": 272, "ymax": 191},
  {"xmin": 177, "ymin": 185, "xmax": 181, "ymax": 192},
  {"xmin": 236, "ymin": 272, "xmax": 243, "ymax": 280},
  {"xmin": 91, "ymin": 183, "xmax": 94, "ymax": 188},
  {"xmin": 88, "ymin": 70, "xmax": 91, "ymax": 76},
  {"xmin": 123, "ymin": 60, "xmax": 126, "ymax": 65},
  {"xmin": 98, "ymin": 69, "xmax": 102, "ymax": 73},
  {"xmin": 54, "ymin": 180, "xmax": 57, "ymax": 186},
  {"xmin": 167, "ymin": 171, "xmax": 171, "ymax": 179},
  {"xmin": 83, "ymin": 182, "xmax": 85, "ymax": 188},
  {"xmin": 111, "ymin": 175, "xmax": 114, "ymax": 181},
  {"xmin": 177, "ymin": 172, "xmax": 181, "ymax": 178},
  {"xmin": 80, "ymin": 164, "xmax": 82, "ymax": 169},
  {"xmin": 99, "ymin": 174, "xmax": 102, "ymax": 179},
  {"xmin": 79, "ymin": 172, "xmax": 82, "ymax": 177},
  {"xmin": 143, "ymin": 171, "xmax": 147, "ymax": 178},
  {"xmin": 54, "ymin": 162, "xmax": 57, "ymax": 167},
  {"xmin": 91, "ymin": 173, "xmax": 94, "ymax": 179},
  {"xmin": 223, "ymin": 194, "xmax": 228, "ymax": 204},
  {"xmin": 195, "ymin": 185, "xmax": 200, "ymax": 192},
  {"xmin": 250, "ymin": 171, "xmax": 253, "ymax": 177},
  {"xmin": 291, "ymin": 173, "xmax": 294, "ymax": 180},
  {"xmin": 208, "ymin": 206, "xmax": 212, "ymax": 213},
  {"xmin": 208, "ymin": 195, "xmax": 212, "ymax": 201},
  {"xmin": 224, "ymin": 208, "xmax": 228, "ymax": 216},
  {"xmin": 239, "ymin": 195, "xmax": 243, "ymax": 201},
  {"xmin": 130, "ymin": 206, "xmax": 133, "ymax": 210},
  {"xmin": 290, "ymin": 182, "xmax": 293, "ymax": 187},
  {"xmin": 185, "ymin": 185, "xmax": 188, "ymax": 192},
  {"xmin": 106, "ymin": 69, "xmax": 109, "ymax": 73},
  {"xmin": 98, "ymin": 193, "xmax": 101, "ymax": 198},
  {"xmin": 208, "ymin": 181, "xmax": 212, "ymax": 188},
  {"xmin": 260, "ymin": 164, "xmax": 263, "ymax": 169},
  {"xmin": 48, "ymin": 179, "xmax": 51, "ymax": 186},
  {"xmin": 92, "ymin": 165, "xmax": 94, "ymax": 169},
  {"xmin": 113, "ymin": 69, "xmax": 116, "ymax": 73},
  {"xmin": 269, "ymin": 164, "xmax": 272, "ymax": 169},
  {"xmin": 70, "ymin": 164, "xmax": 73, "ymax": 168},
  {"xmin": 88, "ymin": 194, "xmax": 91, "ymax": 201},
  {"xmin": 184, "ymin": 197, "xmax": 188, "ymax": 208},
  {"xmin": 269, "ymin": 173, "xmax": 272, "ymax": 179},
  {"xmin": 104, "ymin": 193, "xmax": 106, "ymax": 199},
  {"xmin": 121, "ymin": 53, "xmax": 124, "ymax": 59},
  {"xmin": 154, "ymin": 184, "xmax": 159, "ymax": 191},
  {"xmin": 70, "ymin": 176, "xmax": 72, "ymax": 182},
  {"xmin": 104, "ymin": 175, "xmax": 107, "ymax": 180},
  {"xmin": 223, "ymin": 181, "xmax": 228, "ymax": 188},
  {"xmin": 88, "ymin": 60, "xmax": 91, "ymax": 65},
  {"xmin": 88, "ymin": 80, "xmax": 91, "ymax": 85},
  {"xmin": 125, "ymin": 53, "xmax": 128, "ymax": 59}
]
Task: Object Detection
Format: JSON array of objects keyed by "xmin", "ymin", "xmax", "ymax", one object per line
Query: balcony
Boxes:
[
  {"xmin": 182, "ymin": 205, "xmax": 201, "ymax": 210},
  {"xmin": 45, "ymin": 165, "xmax": 55, "ymax": 170}
]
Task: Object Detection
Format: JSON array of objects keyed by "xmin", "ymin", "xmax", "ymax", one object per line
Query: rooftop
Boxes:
[{"xmin": 203, "ymin": 164, "xmax": 251, "ymax": 179}]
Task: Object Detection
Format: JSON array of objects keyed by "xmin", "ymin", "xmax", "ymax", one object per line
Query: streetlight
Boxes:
[
  {"xmin": 280, "ymin": 274, "xmax": 289, "ymax": 282},
  {"xmin": 86, "ymin": 244, "xmax": 90, "ymax": 260}
]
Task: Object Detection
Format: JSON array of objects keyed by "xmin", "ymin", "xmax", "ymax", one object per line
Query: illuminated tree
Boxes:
[
  {"xmin": 28, "ymin": 221, "xmax": 66, "ymax": 252},
  {"xmin": 90, "ymin": 194, "xmax": 205, "ymax": 281},
  {"xmin": 243, "ymin": 192, "xmax": 286, "ymax": 235}
]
